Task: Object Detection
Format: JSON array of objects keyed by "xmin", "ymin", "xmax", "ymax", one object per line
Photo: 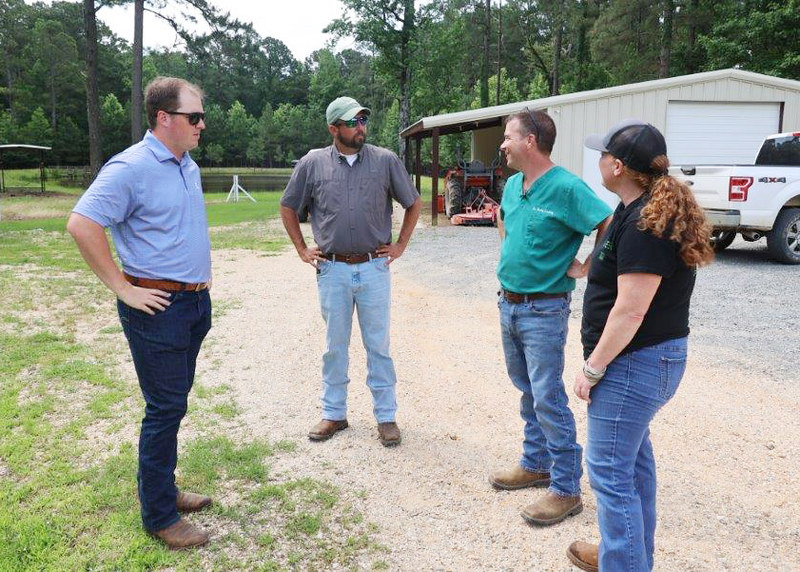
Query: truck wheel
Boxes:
[
  {"xmin": 445, "ymin": 178, "xmax": 463, "ymax": 218},
  {"xmin": 710, "ymin": 230, "xmax": 736, "ymax": 252},
  {"xmin": 766, "ymin": 208, "xmax": 800, "ymax": 264}
]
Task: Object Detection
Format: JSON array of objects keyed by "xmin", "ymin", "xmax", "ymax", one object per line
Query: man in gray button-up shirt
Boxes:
[{"xmin": 280, "ymin": 96, "xmax": 421, "ymax": 447}]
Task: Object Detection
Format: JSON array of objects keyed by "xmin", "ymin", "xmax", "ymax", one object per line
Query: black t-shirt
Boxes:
[{"xmin": 581, "ymin": 195, "xmax": 696, "ymax": 359}]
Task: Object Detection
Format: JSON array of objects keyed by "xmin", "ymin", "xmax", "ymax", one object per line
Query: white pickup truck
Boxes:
[{"xmin": 670, "ymin": 132, "xmax": 800, "ymax": 264}]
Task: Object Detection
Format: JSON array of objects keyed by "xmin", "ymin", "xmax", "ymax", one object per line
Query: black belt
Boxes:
[
  {"xmin": 322, "ymin": 251, "xmax": 386, "ymax": 264},
  {"xmin": 500, "ymin": 289, "xmax": 567, "ymax": 303}
]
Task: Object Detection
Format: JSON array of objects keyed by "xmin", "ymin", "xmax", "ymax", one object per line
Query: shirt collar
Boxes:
[
  {"xmin": 331, "ymin": 143, "xmax": 365, "ymax": 164},
  {"xmin": 144, "ymin": 130, "xmax": 187, "ymax": 164}
]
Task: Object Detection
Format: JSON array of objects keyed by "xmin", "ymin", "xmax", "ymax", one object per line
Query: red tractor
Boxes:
[{"xmin": 443, "ymin": 156, "xmax": 505, "ymax": 225}]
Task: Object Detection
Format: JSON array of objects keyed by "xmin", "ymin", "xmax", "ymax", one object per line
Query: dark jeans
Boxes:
[{"xmin": 117, "ymin": 289, "xmax": 212, "ymax": 532}]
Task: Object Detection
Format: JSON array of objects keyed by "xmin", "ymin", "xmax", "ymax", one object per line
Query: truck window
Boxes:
[{"xmin": 755, "ymin": 135, "xmax": 800, "ymax": 166}]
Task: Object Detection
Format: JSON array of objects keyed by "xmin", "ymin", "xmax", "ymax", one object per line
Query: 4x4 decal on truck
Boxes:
[{"xmin": 757, "ymin": 177, "xmax": 786, "ymax": 183}]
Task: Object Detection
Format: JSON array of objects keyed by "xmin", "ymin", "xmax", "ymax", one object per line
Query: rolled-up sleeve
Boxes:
[
  {"xmin": 387, "ymin": 154, "xmax": 419, "ymax": 209},
  {"xmin": 280, "ymin": 159, "xmax": 310, "ymax": 212}
]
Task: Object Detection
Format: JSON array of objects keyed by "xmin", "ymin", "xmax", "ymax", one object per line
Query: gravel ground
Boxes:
[{"xmin": 201, "ymin": 216, "xmax": 799, "ymax": 571}]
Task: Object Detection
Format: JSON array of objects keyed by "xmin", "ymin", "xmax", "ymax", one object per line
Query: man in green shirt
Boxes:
[{"xmin": 489, "ymin": 110, "xmax": 612, "ymax": 527}]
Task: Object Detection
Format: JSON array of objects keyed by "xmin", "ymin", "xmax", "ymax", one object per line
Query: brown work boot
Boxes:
[
  {"xmin": 308, "ymin": 419, "xmax": 349, "ymax": 441},
  {"xmin": 151, "ymin": 518, "xmax": 210, "ymax": 550},
  {"xmin": 566, "ymin": 541, "xmax": 599, "ymax": 571},
  {"xmin": 521, "ymin": 491, "xmax": 583, "ymax": 526},
  {"xmin": 489, "ymin": 465, "xmax": 550, "ymax": 490},
  {"xmin": 377, "ymin": 422, "xmax": 401, "ymax": 447},
  {"xmin": 177, "ymin": 491, "xmax": 212, "ymax": 513}
]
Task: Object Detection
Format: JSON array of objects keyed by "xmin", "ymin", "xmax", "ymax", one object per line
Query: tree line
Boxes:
[{"xmin": 1, "ymin": 0, "xmax": 797, "ymax": 172}]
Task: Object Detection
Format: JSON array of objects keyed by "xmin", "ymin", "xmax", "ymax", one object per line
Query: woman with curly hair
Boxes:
[{"xmin": 566, "ymin": 120, "xmax": 714, "ymax": 571}]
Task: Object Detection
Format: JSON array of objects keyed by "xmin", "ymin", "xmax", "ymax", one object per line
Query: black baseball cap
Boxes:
[{"xmin": 584, "ymin": 119, "xmax": 667, "ymax": 174}]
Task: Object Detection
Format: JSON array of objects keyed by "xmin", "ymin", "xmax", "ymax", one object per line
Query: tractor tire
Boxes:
[
  {"xmin": 766, "ymin": 208, "xmax": 800, "ymax": 264},
  {"xmin": 445, "ymin": 178, "xmax": 463, "ymax": 218},
  {"xmin": 710, "ymin": 230, "xmax": 736, "ymax": 252}
]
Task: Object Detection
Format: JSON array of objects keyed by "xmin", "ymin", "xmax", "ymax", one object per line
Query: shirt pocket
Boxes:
[
  {"xmin": 359, "ymin": 177, "xmax": 388, "ymax": 228},
  {"xmin": 312, "ymin": 179, "xmax": 341, "ymax": 215},
  {"xmin": 525, "ymin": 209, "xmax": 552, "ymax": 248}
]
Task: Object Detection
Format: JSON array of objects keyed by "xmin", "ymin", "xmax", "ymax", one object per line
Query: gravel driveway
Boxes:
[{"xmin": 203, "ymin": 218, "xmax": 799, "ymax": 571}]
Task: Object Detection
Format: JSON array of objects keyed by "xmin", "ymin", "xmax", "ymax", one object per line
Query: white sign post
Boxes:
[{"xmin": 225, "ymin": 175, "xmax": 256, "ymax": 203}]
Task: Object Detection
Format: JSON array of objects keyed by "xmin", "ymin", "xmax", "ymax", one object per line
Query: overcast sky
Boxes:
[{"xmin": 97, "ymin": 0, "xmax": 354, "ymax": 61}]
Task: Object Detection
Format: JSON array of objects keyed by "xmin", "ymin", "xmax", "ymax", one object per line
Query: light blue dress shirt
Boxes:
[{"xmin": 73, "ymin": 131, "xmax": 211, "ymax": 283}]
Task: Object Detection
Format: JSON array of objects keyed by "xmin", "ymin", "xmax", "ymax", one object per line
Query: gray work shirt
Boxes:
[{"xmin": 281, "ymin": 143, "xmax": 419, "ymax": 254}]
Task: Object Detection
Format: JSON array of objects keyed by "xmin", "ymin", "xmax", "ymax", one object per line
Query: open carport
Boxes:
[{"xmin": 401, "ymin": 68, "xmax": 800, "ymax": 223}]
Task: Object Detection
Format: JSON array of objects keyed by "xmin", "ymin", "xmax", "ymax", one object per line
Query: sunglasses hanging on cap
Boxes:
[{"xmin": 165, "ymin": 111, "xmax": 205, "ymax": 126}]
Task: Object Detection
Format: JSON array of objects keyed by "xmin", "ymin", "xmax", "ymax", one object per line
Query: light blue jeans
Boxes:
[
  {"xmin": 316, "ymin": 257, "xmax": 397, "ymax": 423},
  {"xmin": 587, "ymin": 337, "xmax": 688, "ymax": 571},
  {"xmin": 499, "ymin": 294, "xmax": 583, "ymax": 497}
]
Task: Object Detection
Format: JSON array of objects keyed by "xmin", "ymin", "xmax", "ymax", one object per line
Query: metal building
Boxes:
[{"xmin": 401, "ymin": 69, "xmax": 800, "ymax": 220}]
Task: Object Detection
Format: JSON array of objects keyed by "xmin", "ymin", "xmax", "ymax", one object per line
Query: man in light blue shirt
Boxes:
[{"xmin": 68, "ymin": 77, "xmax": 213, "ymax": 549}]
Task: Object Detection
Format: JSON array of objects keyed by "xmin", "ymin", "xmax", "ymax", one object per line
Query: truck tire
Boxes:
[
  {"xmin": 445, "ymin": 178, "xmax": 463, "ymax": 218},
  {"xmin": 710, "ymin": 230, "xmax": 736, "ymax": 252},
  {"xmin": 766, "ymin": 208, "xmax": 800, "ymax": 264}
]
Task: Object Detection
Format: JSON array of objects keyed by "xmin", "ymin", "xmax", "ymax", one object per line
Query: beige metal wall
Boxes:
[
  {"xmin": 471, "ymin": 126, "xmax": 504, "ymax": 167},
  {"xmin": 470, "ymin": 76, "xmax": 800, "ymax": 177}
]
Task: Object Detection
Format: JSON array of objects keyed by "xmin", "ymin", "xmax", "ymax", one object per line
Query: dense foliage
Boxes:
[{"xmin": 1, "ymin": 0, "xmax": 797, "ymax": 169}]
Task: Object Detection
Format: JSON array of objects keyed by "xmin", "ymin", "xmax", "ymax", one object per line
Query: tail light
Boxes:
[{"xmin": 729, "ymin": 177, "xmax": 752, "ymax": 201}]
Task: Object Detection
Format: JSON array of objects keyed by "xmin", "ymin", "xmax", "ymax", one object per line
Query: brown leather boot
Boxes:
[
  {"xmin": 308, "ymin": 419, "xmax": 349, "ymax": 441},
  {"xmin": 152, "ymin": 518, "xmax": 210, "ymax": 550},
  {"xmin": 566, "ymin": 541, "xmax": 598, "ymax": 571},
  {"xmin": 521, "ymin": 491, "xmax": 583, "ymax": 526},
  {"xmin": 377, "ymin": 422, "xmax": 401, "ymax": 447},
  {"xmin": 489, "ymin": 465, "xmax": 550, "ymax": 490},
  {"xmin": 177, "ymin": 491, "xmax": 212, "ymax": 513}
]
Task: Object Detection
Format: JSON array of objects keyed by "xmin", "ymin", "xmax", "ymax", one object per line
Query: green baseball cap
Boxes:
[{"xmin": 326, "ymin": 96, "xmax": 371, "ymax": 125}]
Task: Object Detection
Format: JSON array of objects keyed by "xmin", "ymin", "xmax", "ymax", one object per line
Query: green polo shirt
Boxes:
[{"xmin": 497, "ymin": 166, "xmax": 613, "ymax": 294}]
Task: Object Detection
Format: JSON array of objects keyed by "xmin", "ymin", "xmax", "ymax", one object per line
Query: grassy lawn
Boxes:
[{"xmin": 0, "ymin": 189, "xmax": 386, "ymax": 569}]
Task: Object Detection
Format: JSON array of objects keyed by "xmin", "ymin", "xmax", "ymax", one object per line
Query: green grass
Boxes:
[{"xmin": 0, "ymin": 185, "xmax": 383, "ymax": 569}]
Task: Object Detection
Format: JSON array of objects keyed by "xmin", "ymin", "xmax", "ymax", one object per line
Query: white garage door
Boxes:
[{"xmin": 665, "ymin": 101, "xmax": 780, "ymax": 165}]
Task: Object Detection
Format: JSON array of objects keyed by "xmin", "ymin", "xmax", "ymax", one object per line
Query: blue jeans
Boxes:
[
  {"xmin": 117, "ymin": 289, "xmax": 212, "ymax": 532},
  {"xmin": 587, "ymin": 337, "xmax": 687, "ymax": 571},
  {"xmin": 499, "ymin": 294, "xmax": 582, "ymax": 497},
  {"xmin": 316, "ymin": 257, "xmax": 397, "ymax": 423}
]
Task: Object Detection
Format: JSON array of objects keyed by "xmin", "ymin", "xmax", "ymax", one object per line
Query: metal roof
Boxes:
[
  {"xmin": 0, "ymin": 144, "xmax": 52, "ymax": 151},
  {"xmin": 401, "ymin": 69, "xmax": 800, "ymax": 139}
]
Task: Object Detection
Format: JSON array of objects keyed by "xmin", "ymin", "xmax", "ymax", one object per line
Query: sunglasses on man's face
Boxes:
[
  {"xmin": 338, "ymin": 115, "xmax": 369, "ymax": 128},
  {"xmin": 165, "ymin": 111, "xmax": 205, "ymax": 126}
]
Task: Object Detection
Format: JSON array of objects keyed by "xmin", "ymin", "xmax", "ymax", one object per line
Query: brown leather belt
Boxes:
[
  {"xmin": 124, "ymin": 272, "xmax": 209, "ymax": 292},
  {"xmin": 500, "ymin": 289, "xmax": 567, "ymax": 303},
  {"xmin": 322, "ymin": 251, "xmax": 386, "ymax": 264}
]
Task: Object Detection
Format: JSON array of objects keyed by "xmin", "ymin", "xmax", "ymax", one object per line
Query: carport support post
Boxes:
[
  {"xmin": 431, "ymin": 127, "xmax": 439, "ymax": 226},
  {"xmin": 39, "ymin": 149, "xmax": 45, "ymax": 193},
  {"xmin": 414, "ymin": 135, "xmax": 421, "ymax": 194}
]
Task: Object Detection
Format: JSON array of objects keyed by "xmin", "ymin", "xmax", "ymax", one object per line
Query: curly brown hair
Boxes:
[{"xmin": 624, "ymin": 155, "xmax": 714, "ymax": 267}]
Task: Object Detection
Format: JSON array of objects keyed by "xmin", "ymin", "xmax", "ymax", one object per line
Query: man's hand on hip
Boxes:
[
  {"xmin": 299, "ymin": 245, "xmax": 323, "ymax": 267},
  {"xmin": 118, "ymin": 283, "xmax": 172, "ymax": 315},
  {"xmin": 376, "ymin": 242, "xmax": 405, "ymax": 264}
]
